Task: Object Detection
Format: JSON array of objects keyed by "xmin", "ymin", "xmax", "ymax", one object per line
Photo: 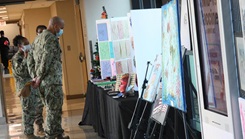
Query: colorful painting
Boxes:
[
  {"xmin": 143, "ymin": 55, "xmax": 162, "ymax": 102},
  {"xmin": 100, "ymin": 60, "xmax": 112, "ymax": 79},
  {"xmin": 161, "ymin": 0, "xmax": 186, "ymax": 112},
  {"xmin": 151, "ymin": 83, "xmax": 169, "ymax": 125},
  {"xmin": 239, "ymin": 97, "xmax": 245, "ymax": 138},
  {"xmin": 99, "ymin": 42, "xmax": 110, "ymax": 60}
]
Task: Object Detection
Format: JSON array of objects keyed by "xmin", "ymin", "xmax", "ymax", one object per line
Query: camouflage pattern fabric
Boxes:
[
  {"xmin": 27, "ymin": 30, "xmax": 64, "ymax": 138},
  {"xmin": 12, "ymin": 51, "xmax": 44, "ymax": 135}
]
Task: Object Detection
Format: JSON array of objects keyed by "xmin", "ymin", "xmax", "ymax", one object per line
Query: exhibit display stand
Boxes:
[{"xmin": 189, "ymin": 0, "xmax": 242, "ymax": 138}]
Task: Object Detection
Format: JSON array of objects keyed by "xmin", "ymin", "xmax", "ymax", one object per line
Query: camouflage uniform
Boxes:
[
  {"xmin": 12, "ymin": 51, "xmax": 44, "ymax": 135},
  {"xmin": 27, "ymin": 30, "xmax": 64, "ymax": 138}
]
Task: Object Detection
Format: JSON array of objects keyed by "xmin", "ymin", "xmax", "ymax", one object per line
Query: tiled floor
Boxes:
[{"xmin": 0, "ymin": 77, "xmax": 103, "ymax": 139}]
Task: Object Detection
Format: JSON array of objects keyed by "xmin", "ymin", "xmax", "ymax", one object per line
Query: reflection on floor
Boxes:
[{"xmin": 0, "ymin": 77, "xmax": 103, "ymax": 139}]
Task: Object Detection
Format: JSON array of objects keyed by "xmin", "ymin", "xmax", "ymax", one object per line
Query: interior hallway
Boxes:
[{"xmin": 0, "ymin": 77, "xmax": 103, "ymax": 139}]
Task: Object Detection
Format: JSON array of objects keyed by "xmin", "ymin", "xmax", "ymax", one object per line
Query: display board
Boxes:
[
  {"xmin": 131, "ymin": 9, "xmax": 162, "ymax": 96},
  {"xmin": 96, "ymin": 17, "xmax": 135, "ymax": 79},
  {"xmin": 161, "ymin": 0, "xmax": 186, "ymax": 112},
  {"xmin": 190, "ymin": 0, "xmax": 242, "ymax": 138}
]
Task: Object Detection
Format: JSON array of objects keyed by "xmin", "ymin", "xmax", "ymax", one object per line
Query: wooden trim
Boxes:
[{"xmin": 66, "ymin": 94, "xmax": 85, "ymax": 100}]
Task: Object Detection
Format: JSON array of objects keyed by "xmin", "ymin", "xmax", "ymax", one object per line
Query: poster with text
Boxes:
[
  {"xmin": 96, "ymin": 19, "xmax": 111, "ymax": 41},
  {"xmin": 161, "ymin": 0, "xmax": 186, "ymax": 112},
  {"xmin": 199, "ymin": 0, "xmax": 227, "ymax": 114}
]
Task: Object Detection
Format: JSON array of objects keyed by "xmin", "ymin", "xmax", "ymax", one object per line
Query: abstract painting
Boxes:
[{"xmin": 161, "ymin": 0, "xmax": 186, "ymax": 112}]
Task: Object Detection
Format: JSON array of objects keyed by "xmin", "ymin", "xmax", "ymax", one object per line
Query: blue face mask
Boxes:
[{"xmin": 56, "ymin": 29, "xmax": 63, "ymax": 37}]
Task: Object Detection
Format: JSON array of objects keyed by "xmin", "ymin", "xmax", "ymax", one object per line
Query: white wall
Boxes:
[
  {"xmin": 80, "ymin": 0, "xmax": 132, "ymax": 78},
  {"xmin": 0, "ymin": 23, "xmax": 20, "ymax": 46}
]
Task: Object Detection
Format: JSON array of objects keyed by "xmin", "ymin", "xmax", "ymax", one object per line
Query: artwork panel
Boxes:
[
  {"xmin": 100, "ymin": 60, "xmax": 112, "ymax": 79},
  {"xmin": 99, "ymin": 42, "xmax": 111, "ymax": 60},
  {"xmin": 161, "ymin": 0, "xmax": 186, "ymax": 112}
]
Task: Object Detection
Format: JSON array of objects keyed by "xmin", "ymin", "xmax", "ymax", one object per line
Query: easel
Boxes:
[
  {"xmin": 128, "ymin": 61, "xmax": 154, "ymax": 139},
  {"xmin": 144, "ymin": 48, "xmax": 199, "ymax": 139},
  {"xmin": 129, "ymin": 46, "xmax": 200, "ymax": 139}
]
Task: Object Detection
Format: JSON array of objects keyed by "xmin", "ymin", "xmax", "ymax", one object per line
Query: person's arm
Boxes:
[
  {"xmin": 27, "ymin": 49, "xmax": 35, "ymax": 79},
  {"xmin": 12, "ymin": 55, "xmax": 29, "ymax": 80},
  {"xmin": 36, "ymin": 37, "xmax": 57, "ymax": 81}
]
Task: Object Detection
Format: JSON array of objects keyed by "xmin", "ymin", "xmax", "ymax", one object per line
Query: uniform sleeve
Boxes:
[
  {"xmin": 12, "ymin": 57, "xmax": 29, "ymax": 80},
  {"xmin": 36, "ymin": 38, "xmax": 57, "ymax": 80},
  {"xmin": 27, "ymin": 49, "xmax": 36, "ymax": 78}
]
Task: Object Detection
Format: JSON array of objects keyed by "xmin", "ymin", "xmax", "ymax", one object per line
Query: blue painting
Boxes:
[
  {"xmin": 161, "ymin": 0, "xmax": 186, "ymax": 112},
  {"xmin": 97, "ymin": 23, "xmax": 109, "ymax": 41}
]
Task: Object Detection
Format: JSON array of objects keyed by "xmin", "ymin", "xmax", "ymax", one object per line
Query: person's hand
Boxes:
[
  {"xmin": 24, "ymin": 51, "xmax": 28, "ymax": 58},
  {"xmin": 32, "ymin": 77, "xmax": 41, "ymax": 88}
]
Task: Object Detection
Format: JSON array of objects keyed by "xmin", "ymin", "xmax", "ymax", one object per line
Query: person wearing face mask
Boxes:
[
  {"xmin": 27, "ymin": 16, "xmax": 69, "ymax": 139},
  {"xmin": 12, "ymin": 35, "xmax": 44, "ymax": 139},
  {"xmin": 36, "ymin": 25, "xmax": 47, "ymax": 35}
]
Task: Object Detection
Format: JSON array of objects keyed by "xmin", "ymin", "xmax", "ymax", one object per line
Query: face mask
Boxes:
[
  {"xmin": 56, "ymin": 29, "xmax": 63, "ymax": 37},
  {"xmin": 21, "ymin": 44, "xmax": 31, "ymax": 52}
]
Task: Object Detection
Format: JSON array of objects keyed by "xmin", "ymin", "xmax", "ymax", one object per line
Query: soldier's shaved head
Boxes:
[
  {"xmin": 49, "ymin": 16, "xmax": 64, "ymax": 26},
  {"xmin": 47, "ymin": 16, "xmax": 64, "ymax": 36}
]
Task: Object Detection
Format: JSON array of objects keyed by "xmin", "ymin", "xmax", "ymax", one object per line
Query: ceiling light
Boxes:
[{"xmin": 0, "ymin": 11, "xmax": 7, "ymax": 14}]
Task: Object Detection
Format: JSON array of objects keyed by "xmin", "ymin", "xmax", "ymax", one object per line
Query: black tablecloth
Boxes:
[{"xmin": 79, "ymin": 81, "xmax": 138, "ymax": 139}]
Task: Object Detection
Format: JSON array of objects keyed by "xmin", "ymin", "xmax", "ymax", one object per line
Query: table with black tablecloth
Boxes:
[{"xmin": 79, "ymin": 81, "xmax": 138, "ymax": 139}]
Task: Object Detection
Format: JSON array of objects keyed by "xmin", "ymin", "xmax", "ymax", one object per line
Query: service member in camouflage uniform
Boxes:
[
  {"xmin": 27, "ymin": 16, "xmax": 69, "ymax": 139},
  {"xmin": 12, "ymin": 35, "xmax": 44, "ymax": 139}
]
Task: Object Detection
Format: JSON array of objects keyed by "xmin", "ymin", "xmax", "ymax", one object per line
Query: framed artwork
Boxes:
[
  {"xmin": 161, "ymin": 0, "xmax": 186, "ymax": 112},
  {"xmin": 195, "ymin": 0, "xmax": 227, "ymax": 115}
]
